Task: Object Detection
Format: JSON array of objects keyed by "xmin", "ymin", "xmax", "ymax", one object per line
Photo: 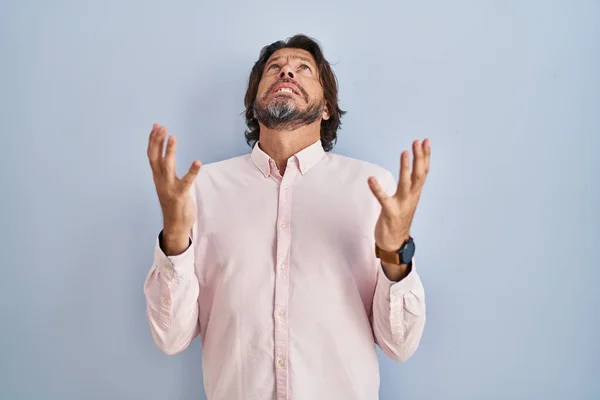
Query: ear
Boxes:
[{"xmin": 322, "ymin": 104, "xmax": 330, "ymax": 121}]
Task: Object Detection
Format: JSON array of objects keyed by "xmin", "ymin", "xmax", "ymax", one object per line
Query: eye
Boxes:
[
  {"xmin": 300, "ymin": 64, "xmax": 312, "ymax": 72},
  {"xmin": 268, "ymin": 64, "xmax": 280, "ymax": 70}
]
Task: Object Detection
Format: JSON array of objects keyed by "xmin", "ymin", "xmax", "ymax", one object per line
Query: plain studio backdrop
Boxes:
[{"xmin": 1, "ymin": 1, "xmax": 598, "ymax": 399}]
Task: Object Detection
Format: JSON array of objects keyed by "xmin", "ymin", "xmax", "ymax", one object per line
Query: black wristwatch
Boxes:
[{"xmin": 375, "ymin": 236, "xmax": 416, "ymax": 265}]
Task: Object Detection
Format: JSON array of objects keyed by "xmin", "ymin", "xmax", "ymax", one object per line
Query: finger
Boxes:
[
  {"xmin": 368, "ymin": 176, "xmax": 390, "ymax": 206},
  {"xmin": 397, "ymin": 151, "xmax": 411, "ymax": 198},
  {"xmin": 147, "ymin": 123, "xmax": 162, "ymax": 169},
  {"xmin": 154, "ymin": 125, "xmax": 168, "ymax": 165},
  {"xmin": 411, "ymin": 139, "xmax": 426, "ymax": 191},
  {"xmin": 180, "ymin": 160, "xmax": 202, "ymax": 189},
  {"xmin": 164, "ymin": 135, "xmax": 177, "ymax": 178},
  {"xmin": 152, "ymin": 125, "xmax": 167, "ymax": 159},
  {"xmin": 423, "ymin": 138, "xmax": 431, "ymax": 174}
]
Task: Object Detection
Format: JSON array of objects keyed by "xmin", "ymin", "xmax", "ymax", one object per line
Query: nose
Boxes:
[{"xmin": 279, "ymin": 64, "xmax": 294, "ymax": 79}]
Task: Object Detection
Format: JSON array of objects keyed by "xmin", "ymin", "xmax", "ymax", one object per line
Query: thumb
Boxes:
[
  {"xmin": 180, "ymin": 160, "xmax": 202, "ymax": 189},
  {"xmin": 368, "ymin": 176, "xmax": 389, "ymax": 206}
]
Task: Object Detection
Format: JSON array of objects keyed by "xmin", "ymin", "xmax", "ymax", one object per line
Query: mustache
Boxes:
[{"xmin": 266, "ymin": 78, "xmax": 308, "ymax": 99}]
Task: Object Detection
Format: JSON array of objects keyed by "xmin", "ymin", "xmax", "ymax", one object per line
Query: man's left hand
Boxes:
[{"xmin": 368, "ymin": 139, "xmax": 431, "ymax": 256}]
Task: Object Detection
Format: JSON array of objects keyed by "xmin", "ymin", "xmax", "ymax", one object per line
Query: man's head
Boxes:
[{"xmin": 244, "ymin": 34, "xmax": 345, "ymax": 152}]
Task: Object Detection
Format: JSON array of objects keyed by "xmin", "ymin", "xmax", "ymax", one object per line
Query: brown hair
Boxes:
[{"xmin": 243, "ymin": 34, "xmax": 346, "ymax": 152}]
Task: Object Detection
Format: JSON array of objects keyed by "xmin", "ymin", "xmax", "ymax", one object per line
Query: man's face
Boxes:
[{"xmin": 253, "ymin": 48, "xmax": 329, "ymax": 130}]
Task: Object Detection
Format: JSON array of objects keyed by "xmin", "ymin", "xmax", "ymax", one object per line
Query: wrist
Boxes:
[
  {"xmin": 377, "ymin": 233, "xmax": 410, "ymax": 252},
  {"xmin": 162, "ymin": 217, "xmax": 189, "ymax": 237},
  {"xmin": 381, "ymin": 261, "xmax": 411, "ymax": 282},
  {"xmin": 375, "ymin": 236, "xmax": 415, "ymax": 271},
  {"xmin": 160, "ymin": 229, "xmax": 190, "ymax": 256}
]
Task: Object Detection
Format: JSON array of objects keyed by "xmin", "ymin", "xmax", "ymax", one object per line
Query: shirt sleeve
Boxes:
[
  {"xmin": 371, "ymin": 260, "xmax": 426, "ymax": 362},
  {"xmin": 143, "ymin": 185, "xmax": 201, "ymax": 355},
  {"xmin": 370, "ymin": 169, "xmax": 426, "ymax": 362}
]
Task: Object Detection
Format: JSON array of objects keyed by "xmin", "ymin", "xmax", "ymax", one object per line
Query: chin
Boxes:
[
  {"xmin": 270, "ymin": 94, "xmax": 298, "ymax": 103},
  {"xmin": 267, "ymin": 97, "xmax": 297, "ymax": 109}
]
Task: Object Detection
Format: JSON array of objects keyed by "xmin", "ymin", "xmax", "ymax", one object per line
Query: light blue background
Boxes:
[{"xmin": 1, "ymin": 1, "xmax": 598, "ymax": 399}]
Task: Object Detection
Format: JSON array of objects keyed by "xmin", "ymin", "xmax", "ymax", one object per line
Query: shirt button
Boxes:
[
  {"xmin": 166, "ymin": 264, "xmax": 173, "ymax": 271},
  {"xmin": 278, "ymin": 359, "xmax": 286, "ymax": 368},
  {"xmin": 280, "ymin": 263, "xmax": 286, "ymax": 271},
  {"xmin": 280, "ymin": 222, "xmax": 288, "ymax": 228},
  {"xmin": 278, "ymin": 310, "xmax": 286, "ymax": 318}
]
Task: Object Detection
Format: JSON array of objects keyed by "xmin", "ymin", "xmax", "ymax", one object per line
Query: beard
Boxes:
[{"xmin": 253, "ymin": 94, "xmax": 325, "ymax": 131}]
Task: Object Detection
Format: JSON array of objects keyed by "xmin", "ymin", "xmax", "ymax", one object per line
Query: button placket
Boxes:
[{"xmin": 273, "ymin": 163, "xmax": 298, "ymax": 400}]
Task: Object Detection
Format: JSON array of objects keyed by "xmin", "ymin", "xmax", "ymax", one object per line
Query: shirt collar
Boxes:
[{"xmin": 251, "ymin": 139, "xmax": 325, "ymax": 178}]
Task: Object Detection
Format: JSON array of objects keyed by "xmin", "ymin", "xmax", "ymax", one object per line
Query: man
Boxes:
[{"xmin": 144, "ymin": 34, "xmax": 430, "ymax": 400}]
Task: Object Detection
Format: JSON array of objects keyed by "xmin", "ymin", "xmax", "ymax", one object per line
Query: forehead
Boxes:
[{"xmin": 266, "ymin": 48, "xmax": 316, "ymax": 65}]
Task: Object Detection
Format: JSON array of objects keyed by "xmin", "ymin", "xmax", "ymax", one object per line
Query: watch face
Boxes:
[{"xmin": 401, "ymin": 240, "xmax": 416, "ymax": 264}]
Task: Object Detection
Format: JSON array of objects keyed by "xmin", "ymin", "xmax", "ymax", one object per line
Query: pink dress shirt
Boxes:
[{"xmin": 144, "ymin": 139, "xmax": 426, "ymax": 400}]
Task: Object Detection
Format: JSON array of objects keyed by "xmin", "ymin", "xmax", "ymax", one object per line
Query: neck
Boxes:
[{"xmin": 258, "ymin": 121, "xmax": 321, "ymax": 175}]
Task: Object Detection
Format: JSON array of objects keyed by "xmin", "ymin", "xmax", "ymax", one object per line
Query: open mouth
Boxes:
[
  {"xmin": 275, "ymin": 88, "xmax": 298, "ymax": 95},
  {"xmin": 272, "ymin": 84, "xmax": 302, "ymax": 97}
]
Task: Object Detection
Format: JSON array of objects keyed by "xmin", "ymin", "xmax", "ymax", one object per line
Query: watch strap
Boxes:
[{"xmin": 375, "ymin": 244, "xmax": 402, "ymax": 264}]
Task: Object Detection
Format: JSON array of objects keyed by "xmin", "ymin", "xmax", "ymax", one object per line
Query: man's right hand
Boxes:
[{"xmin": 147, "ymin": 123, "xmax": 202, "ymax": 256}]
